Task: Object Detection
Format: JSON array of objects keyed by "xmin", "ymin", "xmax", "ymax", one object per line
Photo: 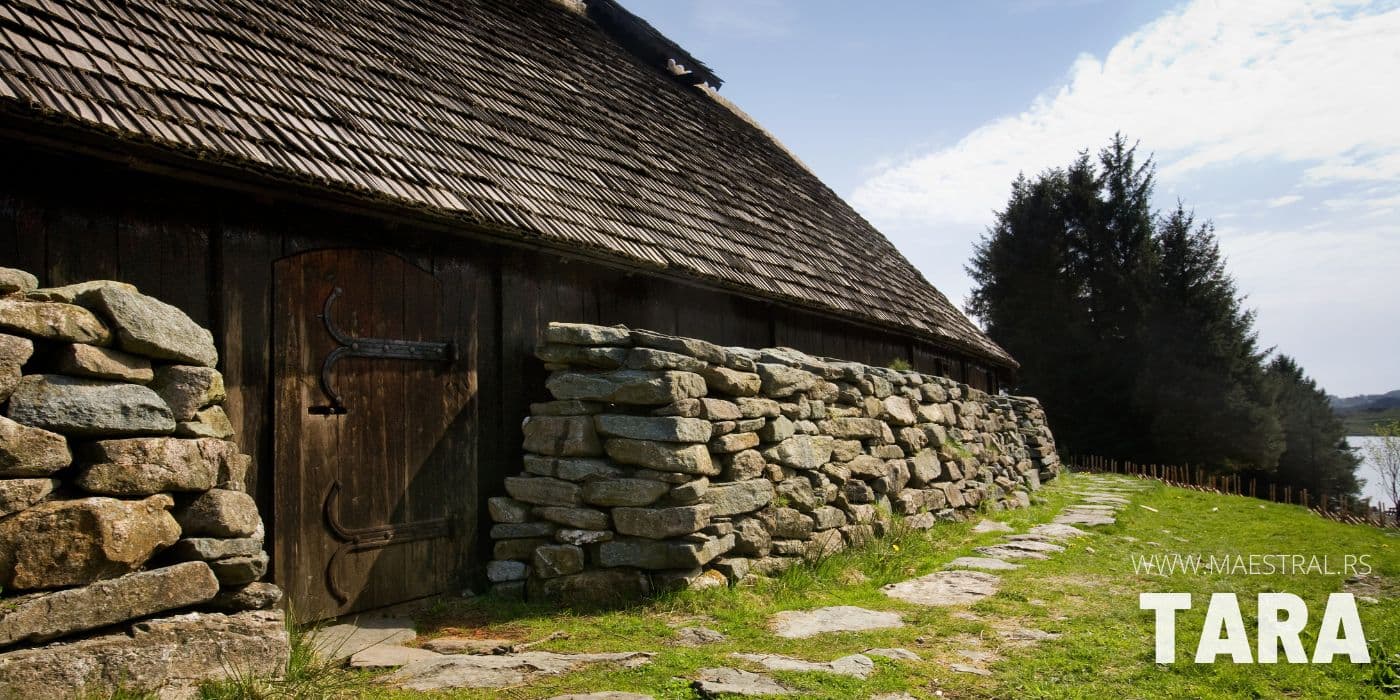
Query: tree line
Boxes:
[{"xmin": 967, "ymin": 135, "xmax": 1359, "ymax": 499}]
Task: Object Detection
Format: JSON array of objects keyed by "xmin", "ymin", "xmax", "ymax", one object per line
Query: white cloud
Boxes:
[
  {"xmin": 851, "ymin": 0, "xmax": 1400, "ymax": 226},
  {"xmin": 846, "ymin": 0, "xmax": 1400, "ymax": 396},
  {"xmin": 1267, "ymin": 194, "xmax": 1303, "ymax": 207}
]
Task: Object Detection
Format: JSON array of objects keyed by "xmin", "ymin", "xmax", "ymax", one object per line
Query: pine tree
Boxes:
[
  {"xmin": 968, "ymin": 135, "xmax": 1157, "ymax": 458},
  {"xmin": 967, "ymin": 134, "xmax": 1356, "ymax": 496},
  {"xmin": 968, "ymin": 169, "xmax": 1097, "ymax": 454},
  {"xmin": 1266, "ymin": 356, "xmax": 1360, "ymax": 498},
  {"xmin": 1135, "ymin": 205, "xmax": 1284, "ymax": 470}
]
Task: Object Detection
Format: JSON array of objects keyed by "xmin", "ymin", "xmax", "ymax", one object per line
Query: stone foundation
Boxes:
[
  {"xmin": 0, "ymin": 267, "xmax": 286, "ymax": 696},
  {"xmin": 487, "ymin": 322, "xmax": 1060, "ymax": 600}
]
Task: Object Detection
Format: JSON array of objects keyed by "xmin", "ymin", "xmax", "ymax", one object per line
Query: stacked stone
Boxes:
[
  {"xmin": 487, "ymin": 322, "xmax": 1061, "ymax": 601},
  {"xmin": 0, "ymin": 268, "xmax": 283, "ymax": 666}
]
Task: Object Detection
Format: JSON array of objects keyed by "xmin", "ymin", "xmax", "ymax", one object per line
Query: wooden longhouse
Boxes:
[{"xmin": 0, "ymin": 0, "xmax": 1017, "ymax": 618}]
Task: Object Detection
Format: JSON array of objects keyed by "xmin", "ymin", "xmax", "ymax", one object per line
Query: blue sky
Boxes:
[{"xmin": 627, "ymin": 0, "xmax": 1400, "ymax": 398}]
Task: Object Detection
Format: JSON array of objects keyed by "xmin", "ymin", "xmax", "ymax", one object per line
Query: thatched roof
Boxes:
[{"xmin": 0, "ymin": 0, "xmax": 1015, "ymax": 368}]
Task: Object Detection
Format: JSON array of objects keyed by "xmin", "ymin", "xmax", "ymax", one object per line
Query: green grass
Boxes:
[
  {"xmin": 1342, "ymin": 408, "xmax": 1400, "ymax": 435},
  {"xmin": 206, "ymin": 474, "xmax": 1400, "ymax": 698}
]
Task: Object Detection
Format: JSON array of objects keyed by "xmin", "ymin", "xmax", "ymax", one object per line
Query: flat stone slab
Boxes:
[
  {"xmin": 1070, "ymin": 504, "xmax": 1120, "ymax": 511},
  {"xmin": 1003, "ymin": 533, "xmax": 1057, "ymax": 543},
  {"xmin": 549, "ymin": 694, "xmax": 654, "ymax": 700},
  {"xmin": 731, "ymin": 652, "xmax": 874, "ymax": 679},
  {"xmin": 1082, "ymin": 496, "xmax": 1131, "ymax": 506},
  {"xmin": 882, "ymin": 570, "xmax": 1000, "ymax": 606},
  {"xmin": 1055, "ymin": 509, "xmax": 1117, "ymax": 526},
  {"xmin": 970, "ymin": 519, "xmax": 1013, "ymax": 534},
  {"xmin": 992, "ymin": 539, "xmax": 1064, "ymax": 553},
  {"xmin": 770, "ymin": 605, "xmax": 903, "ymax": 638},
  {"xmin": 1029, "ymin": 523, "xmax": 1088, "ymax": 540},
  {"xmin": 973, "ymin": 545, "xmax": 1051, "ymax": 560},
  {"xmin": 349, "ymin": 644, "xmax": 443, "ymax": 668},
  {"xmin": 864, "ymin": 647, "xmax": 921, "ymax": 661},
  {"xmin": 999, "ymin": 628, "xmax": 1062, "ymax": 643},
  {"xmin": 693, "ymin": 667, "xmax": 792, "ymax": 696},
  {"xmin": 951, "ymin": 663, "xmax": 992, "ymax": 676},
  {"xmin": 421, "ymin": 636, "xmax": 514, "ymax": 654},
  {"xmin": 676, "ymin": 626, "xmax": 726, "ymax": 645},
  {"xmin": 946, "ymin": 556, "xmax": 1023, "ymax": 571},
  {"xmin": 384, "ymin": 651, "xmax": 653, "ymax": 691},
  {"xmin": 310, "ymin": 617, "xmax": 416, "ymax": 661}
]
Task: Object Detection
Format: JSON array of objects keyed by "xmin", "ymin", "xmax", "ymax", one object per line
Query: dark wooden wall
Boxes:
[{"xmin": 0, "ymin": 144, "xmax": 1003, "ymax": 579}]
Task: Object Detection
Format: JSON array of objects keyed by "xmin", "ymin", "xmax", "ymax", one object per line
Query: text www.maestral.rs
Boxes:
[{"xmin": 1130, "ymin": 553, "xmax": 1372, "ymax": 577}]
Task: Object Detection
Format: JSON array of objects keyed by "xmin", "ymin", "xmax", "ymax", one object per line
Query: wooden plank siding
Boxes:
[{"xmin": 0, "ymin": 148, "xmax": 1005, "ymax": 586}]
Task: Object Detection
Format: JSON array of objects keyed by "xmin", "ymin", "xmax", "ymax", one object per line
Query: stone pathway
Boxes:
[
  {"xmin": 907, "ymin": 474, "xmax": 1146, "ymax": 676},
  {"xmin": 946, "ymin": 556, "xmax": 1023, "ymax": 571},
  {"xmin": 357, "ymin": 474, "xmax": 1152, "ymax": 695},
  {"xmin": 548, "ymin": 694, "xmax": 653, "ymax": 700},
  {"xmin": 383, "ymin": 651, "xmax": 654, "ymax": 691},
  {"xmin": 700, "ymin": 476, "xmax": 1148, "ymax": 688}
]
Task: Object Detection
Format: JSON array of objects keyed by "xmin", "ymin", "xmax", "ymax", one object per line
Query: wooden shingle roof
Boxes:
[{"xmin": 0, "ymin": 0, "xmax": 1015, "ymax": 368}]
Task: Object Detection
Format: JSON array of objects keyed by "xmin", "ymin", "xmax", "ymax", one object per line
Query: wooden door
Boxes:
[{"xmin": 273, "ymin": 248, "xmax": 478, "ymax": 620}]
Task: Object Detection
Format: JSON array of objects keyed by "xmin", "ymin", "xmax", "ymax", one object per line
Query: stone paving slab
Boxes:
[
  {"xmin": 950, "ymin": 663, "xmax": 991, "ymax": 676},
  {"xmin": 882, "ymin": 570, "xmax": 1000, "ymax": 606},
  {"xmin": 1054, "ymin": 510, "xmax": 1116, "ymax": 526},
  {"xmin": 973, "ymin": 545, "xmax": 1051, "ymax": 560},
  {"xmin": 1028, "ymin": 523, "xmax": 1088, "ymax": 540},
  {"xmin": 1081, "ymin": 495, "xmax": 1130, "ymax": 505},
  {"xmin": 548, "ymin": 694, "xmax": 653, "ymax": 700},
  {"xmin": 971, "ymin": 519, "xmax": 1013, "ymax": 533},
  {"xmin": 310, "ymin": 616, "xmax": 416, "ymax": 662},
  {"xmin": 731, "ymin": 652, "xmax": 875, "ymax": 678},
  {"xmin": 864, "ymin": 647, "xmax": 921, "ymax": 661},
  {"xmin": 999, "ymin": 627, "xmax": 1062, "ymax": 643},
  {"xmin": 383, "ymin": 651, "xmax": 653, "ymax": 691},
  {"xmin": 676, "ymin": 626, "xmax": 726, "ymax": 645},
  {"xmin": 421, "ymin": 636, "xmax": 515, "ymax": 654},
  {"xmin": 995, "ymin": 539, "xmax": 1064, "ymax": 553},
  {"xmin": 770, "ymin": 605, "xmax": 903, "ymax": 639},
  {"xmin": 1004, "ymin": 533, "xmax": 1057, "ymax": 543},
  {"xmin": 693, "ymin": 667, "xmax": 792, "ymax": 696},
  {"xmin": 946, "ymin": 556, "xmax": 1023, "ymax": 571},
  {"xmin": 348, "ymin": 644, "xmax": 442, "ymax": 668}
]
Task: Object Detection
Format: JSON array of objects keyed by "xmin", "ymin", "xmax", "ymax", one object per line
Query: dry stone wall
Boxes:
[
  {"xmin": 487, "ymin": 322, "xmax": 1061, "ymax": 601},
  {"xmin": 0, "ymin": 267, "xmax": 287, "ymax": 697}
]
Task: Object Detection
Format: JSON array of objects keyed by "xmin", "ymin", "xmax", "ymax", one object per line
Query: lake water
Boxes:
[{"xmin": 1347, "ymin": 435, "xmax": 1394, "ymax": 508}]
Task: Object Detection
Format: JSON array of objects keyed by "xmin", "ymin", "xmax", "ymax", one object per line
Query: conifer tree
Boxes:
[
  {"xmin": 1136, "ymin": 205, "xmax": 1284, "ymax": 470},
  {"xmin": 967, "ymin": 135, "xmax": 1358, "ymax": 496},
  {"xmin": 1266, "ymin": 355, "xmax": 1360, "ymax": 498}
]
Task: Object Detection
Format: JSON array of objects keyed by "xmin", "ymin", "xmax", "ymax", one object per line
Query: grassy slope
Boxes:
[
  {"xmin": 1342, "ymin": 408, "xmax": 1400, "ymax": 436},
  {"xmin": 225, "ymin": 474, "xmax": 1400, "ymax": 699}
]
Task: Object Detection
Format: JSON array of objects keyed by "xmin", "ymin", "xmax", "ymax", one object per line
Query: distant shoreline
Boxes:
[{"xmin": 1339, "ymin": 408, "xmax": 1400, "ymax": 435}]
